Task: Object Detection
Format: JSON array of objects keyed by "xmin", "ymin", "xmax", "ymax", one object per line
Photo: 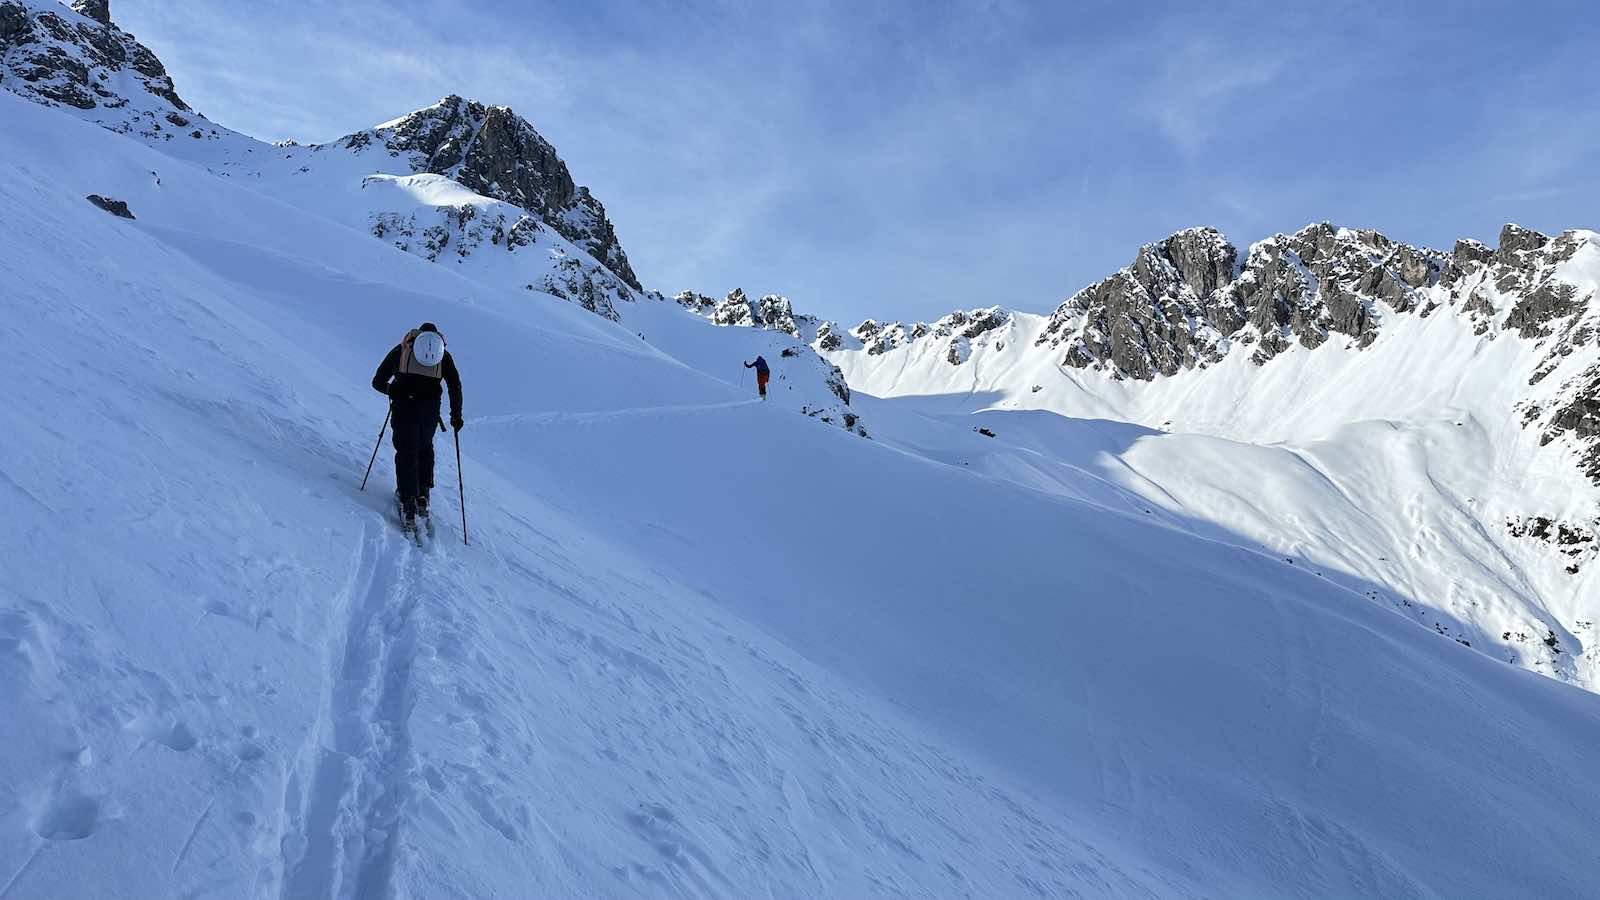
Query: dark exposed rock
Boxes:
[
  {"xmin": 1506, "ymin": 282, "xmax": 1585, "ymax": 338},
  {"xmin": 86, "ymin": 193, "xmax": 132, "ymax": 218},
  {"xmin": 1549, "ymin": 368, "xmax": 1600, "ymax": 440},
  {"xmin": 70, "ymin": 0, "xmax": 109, "ymax": 26},
  {"xmin": 1453, "ymin": 238, "xmax": 1494, "ymax": 268},
  {"xmin": 814, "ymin": 321, "xmax": 843, "ymax": 352},
  {"xmin": 0, "ymin": 3, "xmax": 33, "ymax": 47},
  {"xmin": 1496, "ymin": 223, "xmax": 1550, "ymax": 261},
  {"xmin": 946, "ymin": 337, "xmax": 968, "ymax": 366}
]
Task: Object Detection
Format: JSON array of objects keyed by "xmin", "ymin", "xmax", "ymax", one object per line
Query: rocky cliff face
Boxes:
[
  {"xmin": 0, "ymin": 0, "xmax": 222, "ymax": 143},
  {"xmin": 1031, "ymin": 224, "xmax": 1455, "ymax": 378},
  {"xmin": 341, "ymin": 96, "xmax": 640, "ymax": 291},
  {"xmin": 1026, "ymin": 223, "xmax": 1600, "ymax": 384}
]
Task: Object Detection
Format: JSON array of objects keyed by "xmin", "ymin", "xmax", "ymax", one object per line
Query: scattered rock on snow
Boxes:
[{"xmin": 85, "ymin": 193, "xmax": 133, "ymax": 218}]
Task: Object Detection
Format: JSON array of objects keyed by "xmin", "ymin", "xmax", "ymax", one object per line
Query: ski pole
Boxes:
[
  {"xmin": 454, "ymin": 429, "xmax": 468, "ymax": 545},
  {"xmin": 360, "ymin": 408, "xmax": 391, "ymax": 491}
]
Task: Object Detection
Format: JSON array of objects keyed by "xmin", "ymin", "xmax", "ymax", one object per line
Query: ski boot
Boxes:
[
  {"xmin": 396, "ymin": 492, "xmax": 421, "ymax": 542},
  {"xmin": 416, "ymin": 489, "xmax": 435, "ymax": 537}
]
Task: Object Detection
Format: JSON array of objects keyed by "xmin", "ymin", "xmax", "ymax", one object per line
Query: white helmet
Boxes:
[{"xmin": 412, "ymin": 330, "xmax": 446, "ymax": 367}]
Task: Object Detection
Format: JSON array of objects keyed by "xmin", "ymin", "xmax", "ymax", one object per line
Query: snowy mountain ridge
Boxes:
[
  {"xmin": 816, "ymin": 222, "xmax": 1600, "ymax": 691},
  {"xmin": 0, "ymin": 0, "xmax": 863, "ymax": 433},
  {"xmin": 790, "ymin": 221, "xmax": 1600, "ymax": 483}
]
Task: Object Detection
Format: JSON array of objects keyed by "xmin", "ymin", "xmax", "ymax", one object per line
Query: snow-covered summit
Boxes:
[{"xmin": 333, "ymin": 94, "xmax": 639, "ymax": 291}]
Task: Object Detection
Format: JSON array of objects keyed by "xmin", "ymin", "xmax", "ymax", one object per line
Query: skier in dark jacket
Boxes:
[
  {"xmin": 372, "ymin": 322, "xmax": 463, "ymax": 528},
  {"xmin": 744, "ymin": 355, "xmax": 770, "ymax": 399}
]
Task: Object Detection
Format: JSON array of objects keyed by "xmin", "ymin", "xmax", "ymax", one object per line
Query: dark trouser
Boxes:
[{"xmin": 391, "ymin": 399, "xmax": 439, "ymax": 509}]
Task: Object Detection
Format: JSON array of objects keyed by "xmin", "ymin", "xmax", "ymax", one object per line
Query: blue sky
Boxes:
[{"xmin": 117, "ymin": 0, "xmax": 1599, "ymax": 323}]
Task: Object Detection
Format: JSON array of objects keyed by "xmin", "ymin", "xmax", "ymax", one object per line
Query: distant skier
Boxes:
[
  {"xmin": 372, "ymin": 323, "xmax": 463, "ymax": 531},
  {"xmin": 744, "ymin": 355, "xmax": 770, "ymax": 399}
]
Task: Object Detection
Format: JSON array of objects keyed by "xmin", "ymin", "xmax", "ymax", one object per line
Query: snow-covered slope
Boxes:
[
  {"xmin": 7, "ymin": 89, "xmax": 1600, "ymax": 899},
  {"xmin": 6, "ymin": 5, "xmax": 1600, "ymax": 898},
  {"xmin": 826, "ymin": 225, "xmax": 1600, "ymax": 690},
  {"xmin": 1, "ymin": 0, "xmax": 860, "ymax": 434}
]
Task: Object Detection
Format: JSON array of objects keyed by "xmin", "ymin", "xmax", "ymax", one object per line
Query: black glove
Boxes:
[{"xmin": 451, "ymin": 415, "xmax": 464, "ymax": 432}]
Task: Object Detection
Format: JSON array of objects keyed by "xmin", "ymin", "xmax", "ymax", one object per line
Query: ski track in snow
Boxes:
[{"xmin": 276, "ymin": 519, "xmax": 425, "ymax": 900}]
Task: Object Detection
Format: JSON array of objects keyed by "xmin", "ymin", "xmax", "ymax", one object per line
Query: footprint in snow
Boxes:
[{"xmin": 30, "ymin": 789, "xmax": 102, "ymax": 841}]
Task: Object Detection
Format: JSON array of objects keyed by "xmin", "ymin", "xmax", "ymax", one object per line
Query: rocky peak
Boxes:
[
  {"xmin": 351, "ymin": 95, "xmax": 640, "ymax": 290},
  {"xmin": 1498, "ymin": 223, "xmax": 1551, "ymax": 260},
  {"xmin": 1, "ymin": 0, "xmax": 210, "ymax": 142},
  {"xmin": 1151, "ymin": 226, "xmax": 1237, "ymax": 298},
  {"xmin": 69, "ymin": 0, "xmax": 106, "ymax": 26}
]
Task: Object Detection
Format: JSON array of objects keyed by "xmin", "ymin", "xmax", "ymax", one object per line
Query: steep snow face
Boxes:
[{"xmin": 827, "ymin": 226, "xmax": 1600, "ymax": 690}]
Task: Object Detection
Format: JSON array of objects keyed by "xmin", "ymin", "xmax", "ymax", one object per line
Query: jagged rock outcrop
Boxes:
[
  {"xmin": 69, "ymin": 0, "xmax": 106, "ymax": 25},
  {"xmin": 0, "ymin": 0, "xmax": 214, "ymax": 142},
  {"xmin": 1034, "ymin": 224, "xmax": 1451, "ymax": 378},
  {"xmin": 850, "ymin": 307, "xmax": 1012, "ymax": 361},
  {"xmin": 665, "ymin": 287, "xmax": 862, "ymax": 434},
  {"xmin": 361, "ymin": 174, "xmax": 637, "ymax": 321},
  {"xmin": 699, "ymin": 289, "xmax": 802, "ymax": 335},
  {"xmin": 343, "ymin": 96, "xmax": 639, "ymax": 291}
]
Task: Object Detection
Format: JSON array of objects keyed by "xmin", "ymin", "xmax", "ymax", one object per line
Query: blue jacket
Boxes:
[{"xmin": 745, "ymin": 356, "xmax": 769, "ymax": 376}]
